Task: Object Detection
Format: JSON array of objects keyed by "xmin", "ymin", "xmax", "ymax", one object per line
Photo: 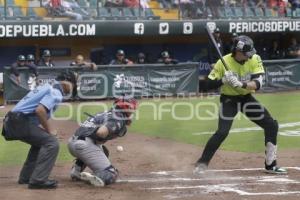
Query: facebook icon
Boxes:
[{"xmin": 134, "ymin": 23, "xmax": 144, "ymax": 35}]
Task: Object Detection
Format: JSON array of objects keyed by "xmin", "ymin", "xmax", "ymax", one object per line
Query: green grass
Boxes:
[
  {"xmin": 1, "ymin": 92, "xmax": 300, "ymax": 165},
  {"xmin": 0, "ymin": 136, "xmax": 73, "ymax": 165}
]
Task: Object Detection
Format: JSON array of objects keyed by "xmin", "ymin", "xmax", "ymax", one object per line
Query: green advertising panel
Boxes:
[
  {"xmin": 4, "ymin": 64, "xmax": 199, "ymax": 102},
  {"xmin": 264, "ymin": 59, "xmax": 300, "ymax": 89}
]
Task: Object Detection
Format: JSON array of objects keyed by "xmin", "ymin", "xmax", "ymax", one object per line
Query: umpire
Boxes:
[
  {"xmin": 194, "ymin": 35, "xmax": 287, "ymax": 175},
  {"xmin": 2, "ymin": 71, "xmax": 76, "ymax": 189}
]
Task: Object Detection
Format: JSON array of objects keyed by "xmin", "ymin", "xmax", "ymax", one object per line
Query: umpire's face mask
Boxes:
[
  {"xmin": 52, "ymin": 81, "xmax": 65, "ymax": 95},
  {"xmin": 52, "ymin": 81, "xmax": 74, "ymax": 100}
]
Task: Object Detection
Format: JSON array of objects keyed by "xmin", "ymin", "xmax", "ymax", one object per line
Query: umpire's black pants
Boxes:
[
  {"xmin": 2, "ymin": 112, "xmax": 59, "ymax": 184},
  {"xmin": 197, "ymin": 94, "xmax": 278, "ymax": 166}
]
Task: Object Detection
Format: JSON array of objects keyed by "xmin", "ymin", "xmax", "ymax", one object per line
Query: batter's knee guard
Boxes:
[
  {"xmin": 95, "ymin": 165, "xmax": 118, "ymax": 185},
  {"xmin": 263, "ymin": 119, "xmax": 278, "ymax": 145}
]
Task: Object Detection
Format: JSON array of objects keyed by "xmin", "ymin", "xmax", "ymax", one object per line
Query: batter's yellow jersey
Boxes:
[{"xmin": 208, "ymin": 53, "xmax": 265, "ymax": 96}]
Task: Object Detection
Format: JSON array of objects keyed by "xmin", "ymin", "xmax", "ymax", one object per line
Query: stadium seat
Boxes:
[
  {"xmin": 28, "ymin": 7, "xmax": 41, "ymax": 20},
  {"xmin": 145, "ymin": 8, "xmax": 159, "ymax": 20},
  {"xmin": 265, "ymin": 8, "xmax": 278, "ymax": 18},
  {"xmin": 6, "ymin": 6, "xmax": 28, "ymax": 20},
  {"xmin": 110, "ymin": 7, "xmax": 122, "ymax": 19},
  {"xmin": 77, "ymin": 0, "xmax": 88, "ymax": 7},
  {"xmin": 6, "ymin": 0, "xmax": 15, "ymax": 6},
  {"xmin": 73, "ymin": 7, "xmax": 90, "ymax": 19},
  {"xmin": 132, "ymin": 7, "xmax": 143, "ymax": 18},
  {"xmin": 224, "ymin": 7, "xmax": 236, "ymax": 19},
  {"xmin": 245, "ymin": 7, "xmax": 255, "ymax": 18},
  {"xmin": 89, "ymin": 0, "xmax": 98, "ymax": 8},
  {"xmin": 0, "ymin": 7, "xmax": 5, "ymax": 20},
  {"xmin": 122, "ymin": 8, "xmax": 136, "ymax": 20},
  {"xmin": 297, "ymin": 8, "xmax": 300, "ymax": 17},
  {"xmin": 234, "ymin": 7, "xmax": 244, "ymax": 18},
  {"xmin": 98, "ymin": 7, "xmax": 111, "ymax": 20},
  {"xmin": 218, "ymin": 7, "xmax": 226, "ymax": 19},
  {"xmin": 254, "ymin": 8, "xmax": 265, "ymax": 18},
  {"xmin": 285, "ymin": 7, "xmax": 292, "ymax": 17}
]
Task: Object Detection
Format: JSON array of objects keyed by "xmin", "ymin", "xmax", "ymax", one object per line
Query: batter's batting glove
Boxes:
[
  {"xmin": 222, "ymin": 71, "xmax": 234, "ymax": 84},
  {"xmin": 229, "ymin": 79, "xmax": 243, "ymax": 88},
  {"xmin": 227, "ymin": 76, "xmax": 243, "ymax": 88}
]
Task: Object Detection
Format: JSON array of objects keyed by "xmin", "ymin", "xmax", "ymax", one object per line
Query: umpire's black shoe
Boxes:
[
  {"xmin": 18, "ymin": 179, "xmax": 29, "ymax": 184},
  {"xmin": 28, "ymin": 180, "xmax": 58, "ymax": 189}
]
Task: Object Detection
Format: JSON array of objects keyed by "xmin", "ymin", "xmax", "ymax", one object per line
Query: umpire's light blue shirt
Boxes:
[{"xmin": 12, "ymin": 83, "xmax": 63, "ymax": 116}]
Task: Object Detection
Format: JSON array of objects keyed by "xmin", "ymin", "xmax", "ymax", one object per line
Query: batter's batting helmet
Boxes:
[{"xmin": 232, "ymin": 35, "xmax": 256, "ymax": 58}]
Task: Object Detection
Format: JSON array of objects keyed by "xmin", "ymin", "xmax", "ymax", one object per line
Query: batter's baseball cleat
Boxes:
[
  {"xmin": 193, "ymin": 163, "xmax": 208, "ymax": 175},
  {"xmin": 265, "ymin": 166, "xmax": 287, "ymax": 174},
  {"xmin": 80, "ymin": 172, "xmax": 105, "ymax": 187}
]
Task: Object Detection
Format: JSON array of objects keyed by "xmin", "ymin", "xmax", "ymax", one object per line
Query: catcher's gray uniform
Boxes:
[{"xmin": 68, "ymin": 109, "xmax": 127, "ymax": 185}]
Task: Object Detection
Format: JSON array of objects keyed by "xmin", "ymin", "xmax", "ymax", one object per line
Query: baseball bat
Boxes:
[{"xmin": 205, "ymin": 26, "xmax": 229, "ymax": 71}]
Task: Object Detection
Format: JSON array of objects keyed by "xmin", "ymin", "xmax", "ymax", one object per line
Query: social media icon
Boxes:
[
  {"xmin": 159, "ymin": 23, "xmax": 169, "ymax": 34},
  {"xmin": 206, "ymin": 22, "xmax": 216, "ymax": 32},
  {"xmin": 183, "ymin": 22, "xmax": 193, "ymax": 34},
  {"xmin": 134, "ymin": 23, "xmax": 144, "ymax": 35}
]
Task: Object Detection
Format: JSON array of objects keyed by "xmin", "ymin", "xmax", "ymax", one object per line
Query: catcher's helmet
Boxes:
[
  {"xmin": 18, "ymin": 55, "xmax": 26, "ymax": 61},
  {"xmin": 232, "ymin": 35, "xmax": 256, "ymax": 58},
  {"xmin": 26, "ymin": 54, "xmax": 35, "ymax": 61},
  {"xmin": 113, "ymin": 96, "xmax": 138, "ymax": 125},
  {"xmin": 113, "ymin": 96, "xmax": 138, "ymax": 111}
]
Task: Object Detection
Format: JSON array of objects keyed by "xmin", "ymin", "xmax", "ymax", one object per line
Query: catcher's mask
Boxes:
[{"xmin": 113, "ymin": 96, "xmax": 138, "ymax": 125}]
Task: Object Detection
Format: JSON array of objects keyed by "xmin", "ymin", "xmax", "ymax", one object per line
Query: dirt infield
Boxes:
[{"xmin": 1, "ymin": 119, "xmax": 300, "ymax": 200}]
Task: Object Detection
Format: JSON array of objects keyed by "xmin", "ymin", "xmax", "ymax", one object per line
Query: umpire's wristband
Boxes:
[{"xmin": 242, "ymin": 82, "xmax": 247, "ymax": 89}]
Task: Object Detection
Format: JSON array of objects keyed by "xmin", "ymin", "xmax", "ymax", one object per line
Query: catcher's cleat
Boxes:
[
  {"xmin": 80, "ymin": 172, "xmax": 105, "ymax": 187},
  {"xmin": 265, "ymin": 166, "xmax": 287, "ymax": 174},
  {"xmin": 193, "ymin": 163, "xmax": 208, "ymax": 175},
  {"xmin": 70, "ymin": 164, "xmax": 82, "ymax": 181}
]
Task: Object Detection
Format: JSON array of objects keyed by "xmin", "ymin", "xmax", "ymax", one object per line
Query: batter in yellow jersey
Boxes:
[{"xmin": 194, "ymin": 35, "xmax": 287, "ymax": 175}]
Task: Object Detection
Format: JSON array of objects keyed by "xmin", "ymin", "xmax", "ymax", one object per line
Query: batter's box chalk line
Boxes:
[{"xmin": 116, "ymin": 167, "xmax": 300, "ymax": 197}]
